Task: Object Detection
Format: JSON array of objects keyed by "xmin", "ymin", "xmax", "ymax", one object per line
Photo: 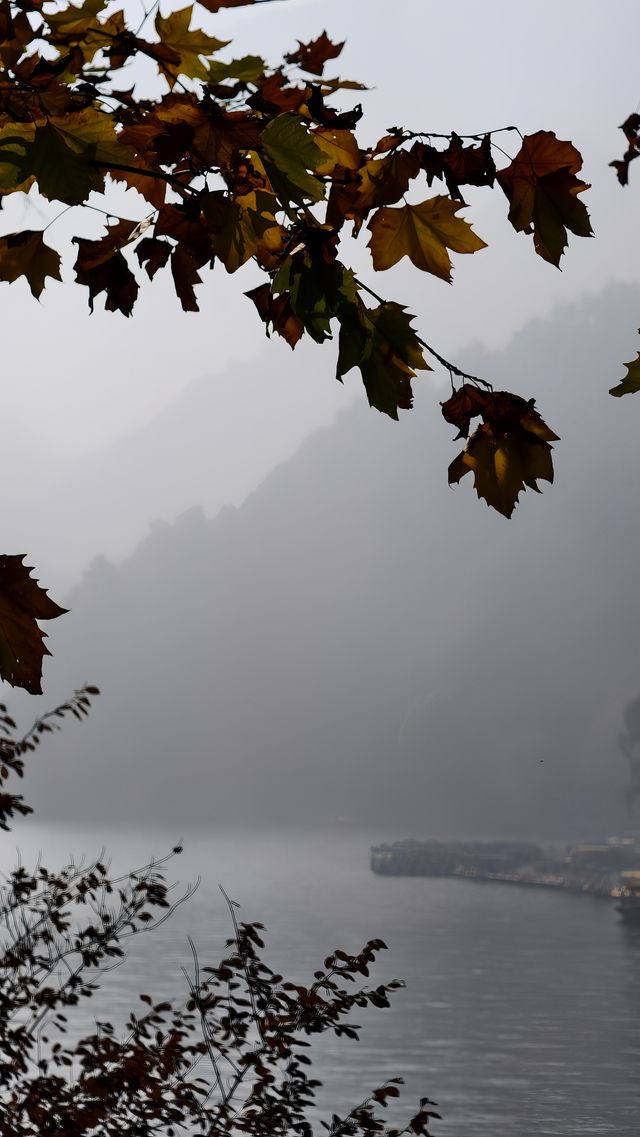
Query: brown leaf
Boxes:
[
  {"xmin": 285, "ymin": 32, "xmax": 344, "ymax": 77},
  {"xmin": 247, "ymin": 72, "xmax": 308, "ymax": 116},
  {"xmin": 246, "ymin": 282, "xmax": 304, "ymax": 348},
  {"xmin": 0, "ymin": 556, "xmax": 66, "ymax": 694},
  {"xmin": 0, "ymin": 229, "xmax": 61, "ymax": 298},
  {"xmin": 199, "ymin": 0, "xmax": 260, "ymax": 10},
  {"xmin": 327, "ymin": 149, "xmax": 420, "ymax": 234},
  {"xmin": 610, "ymin": 112, "xmax": 640, "ymax": 186},
  {"xmin": 443, "ymin": 385, "xmax": 559, "ymax": 517},
  {"xmin": 306, "ymin": 85, "xmax": 363, "ymax": 130},
  {"xmin": 171, "ymin": 245, "xmax": 201, "ymax": 310},
  {"xmin": 74, "ymin": 239, "xmax": 139, "ymax": 316},
  {"xmin": 136, "ymin": 236, "xmax": 172, "ymax": 280},
  {"xmin": 496, "ymin": 131, "xmax": 592, "ymax": 266}
]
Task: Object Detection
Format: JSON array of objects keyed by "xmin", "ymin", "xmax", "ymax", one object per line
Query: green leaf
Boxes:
[
  {"xmin": 207, "ymin": 54, "xmax": 266, "ymax": 84},
  {"xmin": 261, "ymin": 114, "xmax": 326, "ymax": 205},
  {"xmin": 337, "ymin": 300, "xmax": 430, "ymax": 419},
  {"xmin": 610, "ymin": 351, "xmax": 640, "ymax": 397},
  {"xmin": 24, "ymin": 122, "xmax": 104, "ymax": 205},
  {"xmin": 275, "ymin": 255, "xmax": 357, "ymax": 343}
]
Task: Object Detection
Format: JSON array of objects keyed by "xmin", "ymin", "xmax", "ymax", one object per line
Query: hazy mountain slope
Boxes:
[
  {"xmin": 8, "ymin": 345, "xmax": 354, "ymax": 588},
  {"xmin": 20, "ymin": 284, "xmax": 640, "ymax": 840}
]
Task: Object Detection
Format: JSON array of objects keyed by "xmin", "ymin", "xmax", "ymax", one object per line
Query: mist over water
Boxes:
[
  {"xmin": 7, "ymin": 285, "xmax": 640, "ymax": 1134},
  {"xmin": 9, "ymin": 823, "xmax": 640, "ymax": 1137}
]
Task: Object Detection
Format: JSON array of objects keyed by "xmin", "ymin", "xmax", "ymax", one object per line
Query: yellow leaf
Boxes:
[
  {"xmin": 367, "ymin": 196, "xmax": 487, "ymax": 281},
  {"xmin": 155, "ymin": 5, "xmax": 229, "ymax": 81},
  {"xmin": 312, "ymin": 128, "xmax": 361, "ymax": 175}
]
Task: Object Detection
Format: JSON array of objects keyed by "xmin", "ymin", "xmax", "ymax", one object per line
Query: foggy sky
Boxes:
[
  {"xmin": 2, "ymin": 3, "xmax": 640, "ymax": 845},
  {"xmin": 12, "ymin": 283, "xmax": 640, "ymax": 844},
  {"xmin": 2, "ymin": 0, "xmax": 640, "ymax": 595}
]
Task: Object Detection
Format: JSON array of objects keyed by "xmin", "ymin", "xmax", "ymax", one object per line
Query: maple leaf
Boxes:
[
  {"xmin": 155, "ymin": 6, "xmax": 228, "ymax": 82},
  {"xmin": 248, "ymin": 72, "xmax": 308, "ymax": 116},
  {"xmin": 73, "ymin": 219, "xmax": 142, "ymax": 315},
  {"xmin": 441, "ymin": 133, "xmax": 496, "ymax": 189},
  {"xmin": 610, "ymin": 350, "xmax": 640, "ymax": 397},
  {"xmin": 0, "ymin": 556, "xmax": 66, "ymax": 695},
  {"xmin": 23, "ymin": 121, "xmax": 104, "ymax": 205},
  {"xmin": 285, "ymin": 32, "xmax": 344, "ymax": 77},
  {"xmin": 443, "ymin": 386, "xmax": 559, "ymax": 517},
  {"xmin": 496, "ymin": 131, "xmax": 592, "ymax": 266},
  {"xmin": 136, "ymin": 236, "xmax": 172, "ymax": 280},
  {"xmin": 201, "ymin": 189, "xmax": 283, "ymax": 273},
  {"xmin": 327, "ymin": 149, "xmax": 419, "ymax": 233},
  {"xmin": 207, "ymin": 54, "xmax": 266, "ymax": 84},
  {"xmin": 0, "ymin": 230, "xmax": 61, "ymax": 298},
  {"xmin": 44, "ymin": 0, "xmax": 125, "ymax": 66},
  {"xmin": 367, "ymin": 197, "xmax": 486, "ymax": 280},
  {"xmin": 312, "ymin": 128, "xmax": 361, "ymax": 177},
  {"xmin": 261, "ymin": 113, "xmax": 326, "ymax": 205},
  {"xmin": 246, "ymin": 282, "xmax": 304, "ymax": 348},
  {"xmin": 274, "ymin": 254, "xmax": 357, "ymax": 344},
  {"xmin": 337, "ymin": 300, "xmax": 430, "ymax": 419}
]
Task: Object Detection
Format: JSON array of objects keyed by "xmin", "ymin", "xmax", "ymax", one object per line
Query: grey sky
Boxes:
[{"xmin": 1, "ymin": 0, "xmax": 639, "ymax": 589}]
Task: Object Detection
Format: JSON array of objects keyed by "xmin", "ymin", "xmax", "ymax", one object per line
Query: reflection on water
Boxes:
[{"xmin": 5, "ymin": 824, "xmax": 640, "ymax": 1136}]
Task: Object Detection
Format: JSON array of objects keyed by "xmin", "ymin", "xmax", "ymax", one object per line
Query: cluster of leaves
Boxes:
[
  {"xmin": 442, "ymin": 386, "xmax": 559, "ymax": 518},
  {"xmin": 610, "ymin": 114, "xmax": 640, "ymax": 398},
  {"xmin": 0, "ymin": 0, "xmax": 597, "ymax": 691},
  {"xmin": 0, "ymin": 683, "xmax": 99, "ymax": 829},
  {"xmin": 0, "ymin": 695, "xmax": 439, "ymax": 1135}
]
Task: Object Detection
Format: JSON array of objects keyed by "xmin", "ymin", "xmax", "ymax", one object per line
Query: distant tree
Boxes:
[
  {"xmin": 618, "ymin": 691, "xmax": 640, "ymax": 812},
  {"xmin": 0, "ymin": 689, "xmax": 440, "ymax": 1135},
  {"xmin": 0, "ymin": 0, "xmax": 604, "ymax": 692}
]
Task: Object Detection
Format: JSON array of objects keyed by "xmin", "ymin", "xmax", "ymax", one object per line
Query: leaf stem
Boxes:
[{"xmin": 353, "ymin": 276, "xmax": 492, "ymax": 390}]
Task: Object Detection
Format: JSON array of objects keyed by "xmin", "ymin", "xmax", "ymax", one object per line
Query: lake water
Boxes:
[{"xmin": 5, "ymin": 825, "xmax": 640, "ymax": 1136}]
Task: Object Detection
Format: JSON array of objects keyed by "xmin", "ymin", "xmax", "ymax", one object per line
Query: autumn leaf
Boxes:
[
  {"xmin": 274, "ymin": 254, "xmax": 357, "ymax": 343},
  {"xmin": 73, "ymin": 219, "xmax": 142, "ymax": 315},
  {"xmin": 337, "ymin": 300, "xmax": 430, "ymax": 419},
  {"xmin": 246, "ymin": 282, "xmax": 304, "ymax": 348},
  {"xmin": 199, "ymin": 0, "xmax": 261, "ymax": 10},
  {"xmin": 155, "ymin": 6, "xmax": 228, "ymax": 82},
  {"xmin": 136, "ymin": 236, "xmax": 172, "ymax": 280},
  {"xmin": 44, "ymin": 0, "xmax": 124, "ymax": 66},
  {"xmin": 24, "ymin": 121, "xmax": 104, "ymax": 205},
  {"xmin": 171, "ymin": 245, "xmax": 202, "ymax": 311},
  {"xmin": 207, "ymin": 54, "xmax": 266, "ymax": 84},
  {"xmin": 285, "ymin": 32, "xmax": 344, "ymax": 76},
  {"xmin": 261, "ymin": 113, "xmax": 326, "ymax": 205},
  {"xmin": 367, "ymin": 197, "xmax": 486, "ymax": 280},
  {"xmin": 610, "ymin": 113, "xmax": 640, "ymax": 186},
  {"xmin": 444, "ymin": 386, "xmax": 559, "ymax": 517},
  {"xmin": 0, "ymin": 230, "xmax": 61, "ymax": 298},
  {"xmin": 312, "ymin": 128, "xmax": 361, "ymax": 177},
  {"xmin": 327, "ymin": 149, "xmax": 420, "ymax": 233},
  {"xmin": 610, "ymin": 350, "xmax": 640, "ymax": 397},
  {"xmin": 0, "ymin": 556, "xmax": 66, "ymax": 694},
  {"xmin": 496, "ymin": 131, "xmax": 592, "ymax": 266}
]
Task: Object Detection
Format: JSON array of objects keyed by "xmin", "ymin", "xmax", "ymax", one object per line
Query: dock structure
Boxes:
[{"xmin": 370, "ymin": 838, "xmax": 640, "ymax": 899}]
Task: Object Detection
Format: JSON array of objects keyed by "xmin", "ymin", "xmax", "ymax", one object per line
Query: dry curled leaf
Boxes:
[{"xmin": 443, "ymin": 386, "xmax": 559, "ymax": 517}]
